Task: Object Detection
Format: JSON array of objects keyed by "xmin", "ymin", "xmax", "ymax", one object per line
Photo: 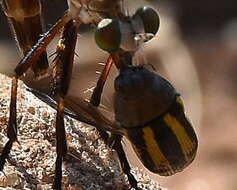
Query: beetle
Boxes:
[{"xmin": 0, "ymin": 0, "xmax": 198, "ymax": 189}]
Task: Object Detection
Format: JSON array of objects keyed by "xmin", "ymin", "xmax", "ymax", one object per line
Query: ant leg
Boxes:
[{"xmin": 52, "ymin": 20, "xmax": 77, "ymax": 189}]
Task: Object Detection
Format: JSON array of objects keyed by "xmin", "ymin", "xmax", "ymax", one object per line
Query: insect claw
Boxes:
[{"xmin": 90, "ymin": 55, "xmax": 113, "ymax": 106}]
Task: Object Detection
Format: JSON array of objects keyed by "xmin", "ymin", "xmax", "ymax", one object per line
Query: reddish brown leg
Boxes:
[
  {"xmin": 90, "ymin": 56, "xmax": 113, "ymax": 106},
  {"xmin": 110, "ymin": 51, "xmax": 140, "ymax": 189},
  {"xmin": 2, "ymin": 0, "xmax": 49, "ymax": 77},
  {"xmin": 15, "ymin": 14, "xmax": 71, "ymax": 76},
  {"xmin": 0, "ymin": 77, "xmax": 18, "ymax": 171},
  {"xmin": 0, "ymin": 9, "xmax": 70, "ymax": 181},
  {"xmin": 89, "ymin": 55, "xmax": 113, "ymax": 142},
  {"xmin": 90, "ymin": 50, "xmax": 140, "ymax": 189},
  {"xmin": 52, "ymin": 20, "xmax": 77, "ymax": 190}
]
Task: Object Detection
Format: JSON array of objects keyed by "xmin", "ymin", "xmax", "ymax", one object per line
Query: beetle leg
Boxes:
[
  {"xmin": 52, "ymin": 19, "xmax": 77, "ymax": 189},
  {"xmin": 110, "ymin": 134, "xmax": 140, "ymax": 190}
]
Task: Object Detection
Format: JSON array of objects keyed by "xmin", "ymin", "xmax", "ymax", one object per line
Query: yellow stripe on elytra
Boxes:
[
  {"xmin": 176, "ymin": 96, "xmax": 184, "ymax": 107},
  {"xmin": 142, "ymin": 127, "xmax": 171, "ymax": 171},
  {"xmin": 163, "ymin": 114, "xmax": 194, "ymax": 159}
]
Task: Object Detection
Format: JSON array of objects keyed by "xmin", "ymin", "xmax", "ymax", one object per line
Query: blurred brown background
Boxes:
[{"xmin": 0, "ymin": 0, "xmax": 237, "ymax": 190}]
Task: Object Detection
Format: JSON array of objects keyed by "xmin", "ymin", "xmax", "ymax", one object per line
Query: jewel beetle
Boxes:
[{"xmin": 114, "ymin": 65, "xmax": 198, "ymax": 176}]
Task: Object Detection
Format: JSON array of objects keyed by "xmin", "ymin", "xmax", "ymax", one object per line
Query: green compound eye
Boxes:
[
  {"xmin": 134, "ymin": 7, "xmax": 160, "ymax": 35},
  {"xmin": 95, "ymin": 18, "xmax": 121, "ymax": 52}
]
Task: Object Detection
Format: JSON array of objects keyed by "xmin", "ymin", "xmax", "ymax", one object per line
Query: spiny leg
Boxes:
[
  {"xmin": 111, "ymin": 51, "xmax": 140, "ymax": 189},
  {"xmin": 15, "ymin": 13, "xmax": 71, "ymax": 77},
  {"xmin": 90, "ymin": 56, "xmax": 114, "ymax": 142},
  {"xmin": 90, "ymin": 52, "xmax": 140, "ymax": 189},
  {"xmin": 110, "ymin": 51, "xmax": 140, "ymax": 189},
  {"xmin": 0, "ymin": 0, "xmax": 47, "ymax": 171},
  {"xmin": 2, "ymin": 0, "xmax": 49, "ymax": 77},
  {"xmin": 54, "ymin": 97, "xmax": 67, "ymax": 190},
  {"xmin": 0, "ymin": 77, "xmax": 18, "ymax": 171},
  {"xmin": 1, "ymin": 1, "xmax": 50, "ymax": 164},
  {"xmin": 109, "ymin": 52, "xmax": 140, "ymax": 189},
  {"xmin": 90, "ymin": 55, "xmax": 113, "ymax": 107},
  {"xmin": 52, "ymin": 20, "xmax": 77, "ymax": 189},
  {"xmin": 0, "ymin": 12, "xmax": 71, "ymax": 175}
]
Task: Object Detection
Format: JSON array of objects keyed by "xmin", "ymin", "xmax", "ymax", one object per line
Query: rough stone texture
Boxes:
[{"xmin": 0, "ymin": 74, "xmax": 166, "ymax": 190}]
